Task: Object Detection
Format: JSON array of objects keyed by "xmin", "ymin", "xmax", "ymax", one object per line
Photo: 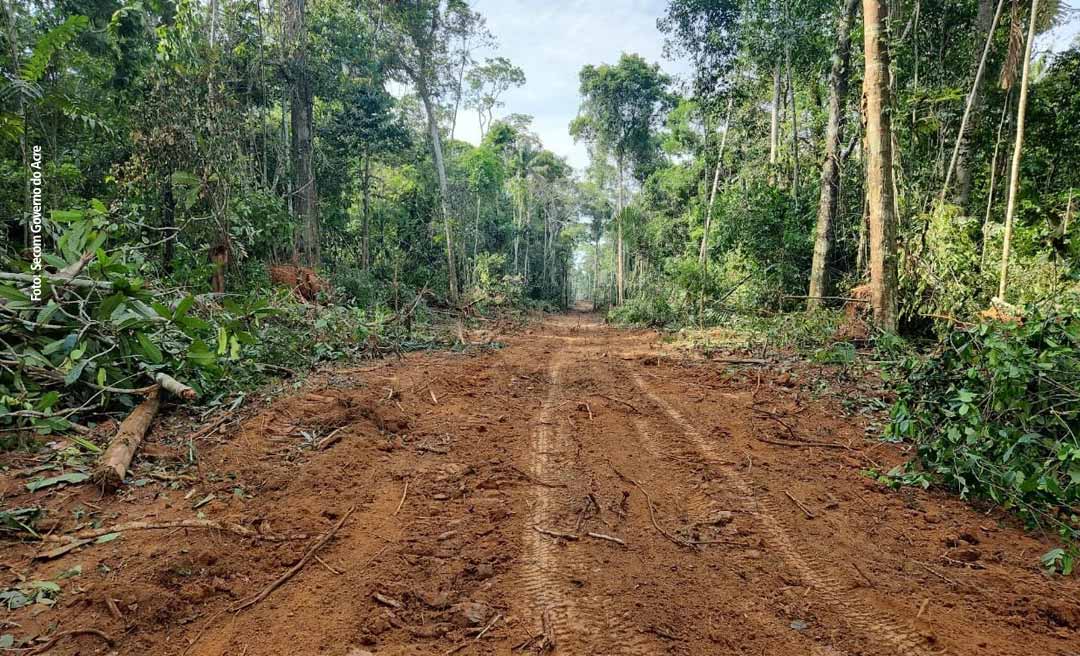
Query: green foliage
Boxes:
[
  {"xmin": 20, "ymin": 15, "xmax": 90, "ymax": 83},
  {"xmin": 608, "ymin": 295, "xmax": 676, "ymax": 328},
  {"xmin": 887, "ymin": 309, "xmax": 1080, "ymax": 539},
  {"xmin": 0, "ymin": 212, "xmax": 276, "ymax": 434}
]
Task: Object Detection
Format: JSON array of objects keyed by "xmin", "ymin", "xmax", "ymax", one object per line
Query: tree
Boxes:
[
  {"xmin": 572, "ymin": 53, "xmax": 673, "ymax": 305},
  {"xmin": 465, "ymin": 57, "xmax": 525, "ymax": 139},
  {"xmin": 862, "ymin": 0, "xmax": 899, "ymax": 331},
  {"xmin": 286, "ymin": 0, "xmax": 319, "ymax": 267},
  {"xmin": 807, "ymin": 0, "xmax": 859, "ymax": 308},
  {"xmin": 998, "ymin": 0, "xmax": 1040, "ymax": 302},
  {"xmin": 373, "ymin": 0, "xmax": 485, "ymax": 302}
]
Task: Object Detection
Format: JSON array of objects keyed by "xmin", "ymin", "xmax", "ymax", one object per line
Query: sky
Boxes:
[
  {"xmin": 453, "ymin": 0, "xmax": 691, "ymax": 172},
  {"xmin": 453, "ymin": 0, "xmax": 1080, "ymax": 174}
]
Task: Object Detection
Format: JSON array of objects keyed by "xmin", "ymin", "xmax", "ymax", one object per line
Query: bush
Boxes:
[
  {"xmin": 608, "ymin": 295, "xmax": 676, "ymax": 328},
  {"xmin": 887, "ymin": 308, "xmax": 1080, "ymax": 538}
]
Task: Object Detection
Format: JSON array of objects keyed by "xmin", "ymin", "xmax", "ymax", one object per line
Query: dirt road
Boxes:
[{"xmin": 5, "ymin": 313, "xmax": 1080, "ymax": 655}]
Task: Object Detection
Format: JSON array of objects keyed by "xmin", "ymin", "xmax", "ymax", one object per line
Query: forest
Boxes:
[{"xmin": 1, "ymin": 0, "xmax": 1079, "ymax": 653}]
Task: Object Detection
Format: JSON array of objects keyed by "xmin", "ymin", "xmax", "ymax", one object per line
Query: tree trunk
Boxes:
[
  {"xmin": 787, "ymin": 47, "xmax": 799, "ymax": 204},
  {"xmin": 769, "ymin": 64, "xmax": 782, "ymax": 181},
  {"xmin": 592, "ymin": 232, "xmax": 600, "ymax": 310},
  {"xmin": 808, "ymin": 0, "xmax": 859, "ymax": 308},
  {"xmin": 161, "ymin": 173, "xmax": 176, "ymax": 272},
  {"xmin": 417, "ymin": 80, "xmax": 460, "ymax": 302},
  {"xmin": 286, "ymin": 0, "xmax": 319, "ymax": 267},
  {"xmin": 953, "ymin": 0, "xmax": 999, "ymax": 207},
  {"xmin": 862, "ymin": 0, "xmax": 899, "ymax": 331},
  {"xmin": 998, "ymin": 0, "xmax": 1039, "ymax": 301},
  {"xmin": 93, "ymin": 390, "xmax": 160, "ymax": 489},
  {"xmin": 616, "ymin": 159, "xmax": 625, "ymax": 305},
  {"xmin": 361, "ymin": 149, "xmax": 372, "ymax": 271},
  {"xmin": 981, "ymin": 93, "xmax": 1011, "ymax": 268},
  {"xmin": 699, "ymin": 97, "xmax": 734, "ymax": 266}
]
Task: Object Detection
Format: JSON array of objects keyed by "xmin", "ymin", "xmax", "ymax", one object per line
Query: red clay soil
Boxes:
[{"xmin": 2, "ymin": 313, "xmax": 1079, "ymax": 655}]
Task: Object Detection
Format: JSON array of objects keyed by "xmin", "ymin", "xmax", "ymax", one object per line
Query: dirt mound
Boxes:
[{"xmin": 269, "ymin": 264, "xmax": 329, "ymax": 302}]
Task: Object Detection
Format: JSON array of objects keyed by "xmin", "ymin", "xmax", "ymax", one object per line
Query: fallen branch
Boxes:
[
  {"xmin": 711, "ymin": 358, "xmax": 769, "ymax": 365},
  {"xmin": 316, "ymin": 426, "xmax": 347, "ymax": 450},
  {"xmin": 586, "ymin": 531, "xmax": 626, "ymax": 546},
  {"xmin": 232, "ymin": 505, "xmax": 356, "ymax": 613},
  {"xmin": 393, "ymin": 480, "xmax": 410, "ymax": 515},
  {"xmin": 0, "ymin": 270, "xmax": 113, "ymax": 289},
  {"xmin": 755, "ymin": 436, "xmax": 850, "ymax": 450},
  {"xmin": 610, "ymin": 465, "xmax": 688, "ymax": 548},
  {"xmin": 93, "ymin": 389, "xmax": 161, "ymax": 489},
  {"xmin": 154, "ymin": 372, "xmax": 197, "ymax": 401},
  {"xmin": 784, "ymin": 490, "xmax": 816, "ymax": 519},
  {"xmin": 533, "ymin": 526, "xmax": 579, "ymax": 541},
  {"xmin": 24, "ymin": 628, "xmax": 114, "ymax": 655},
  {"xmin": 589, "ymin": 394, "xmax": 639, "ymax": 413}
]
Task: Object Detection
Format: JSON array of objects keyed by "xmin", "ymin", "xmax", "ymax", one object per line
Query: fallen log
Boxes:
[
  {"xmin": 93, "ymin": 388, "xmax": 160, "ymax": 489},
  {"xmin": 153, "ymin": 372, "xmax": 197, "ymax": 400}
]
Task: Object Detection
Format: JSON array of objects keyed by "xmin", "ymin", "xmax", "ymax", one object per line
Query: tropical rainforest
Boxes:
[{"xmin": 1, "ymin": 3, "xmax": 1080, "ymax": 647}]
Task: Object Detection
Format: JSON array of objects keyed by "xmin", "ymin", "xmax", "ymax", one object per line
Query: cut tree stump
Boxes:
[{"xmin": 93, "ymin": 388, "xmax": 160, "ymax": 489}]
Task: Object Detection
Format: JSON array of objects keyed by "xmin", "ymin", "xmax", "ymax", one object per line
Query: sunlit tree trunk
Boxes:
[
  {"xmin": 286, "ymin": 0, "xmax": 319, "ymax": 267},
  {"xmin": 593, "ymin": 232, "xmax": 600, "ymax": 310},
  {"xmin": 998, "ymin": 0, "xmax": 1039, "ymax": 301},
  {"xmin": 416, "ymin": 78, "xmax": 459, "ymax": 302},
  {"xmin": 616, "ymin": 156, "xmax": 625, "ymax": 305},
  {"xmin": 863, "ymin": 0, "xmax": 899, "ymax": 331},
  {"xmin": 699, "ymin": 97, "xmax": 733, "ymax": 266},
  {"xmin": 808, "ymin": 0, "xmax": 859, "ymax": 308}
]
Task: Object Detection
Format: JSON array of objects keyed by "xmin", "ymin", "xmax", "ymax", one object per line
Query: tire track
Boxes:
[
  {"xmin": 518, "ymin": 348, "xmax": 657, "ymax": 655},
  {"xmin": 626, "ymin": 415, "xmax": 850, "ymax": 656},
  {"xmin": 627, "ymin": 369, "xmax": 949, "ymax": 656}
]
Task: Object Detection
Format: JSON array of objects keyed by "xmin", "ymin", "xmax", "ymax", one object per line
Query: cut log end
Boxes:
[
  {"xmin": 93, "ymin": 391, "xmax": 160, "ymax": 491},
  {"xmin": 154, "ymin": 372, "xmax": 197, "ymax": 401}
]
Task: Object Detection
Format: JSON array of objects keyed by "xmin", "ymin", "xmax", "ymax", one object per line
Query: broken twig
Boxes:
[
  {"xmin": 784, "ymin": 490, "xmax": 816, "ymax": 519},
  {"xmin": 232, "ymin": 505, "xmax": 356, "ymax": 613}
]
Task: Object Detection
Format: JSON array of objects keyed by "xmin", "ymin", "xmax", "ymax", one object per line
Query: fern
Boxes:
[{"xmin": 20, "ymin": 15, "xmax": 90, "ymax": 83}]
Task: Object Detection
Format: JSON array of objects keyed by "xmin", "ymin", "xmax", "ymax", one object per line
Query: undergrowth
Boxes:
[{"xmin": 886, "ymin": 308, "xmax": 1080, "ymax": 571}]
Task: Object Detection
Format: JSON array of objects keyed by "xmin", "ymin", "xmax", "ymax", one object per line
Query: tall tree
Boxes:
[
  {"xmin": 862, "ymin": 0, "xmax": 899, "ymax": 330},
  {"xmin": 572, "ymin": 53, "xmax": 672, "ymax": 305},
  {"xmin": 286, "ymin": 0, "xmax": 319, "ymax": 267},
  {"xmin": 807, "ymin": 0, "xmax": 859, "ymax": 308},
  {"xmin": 465, "ymin": 57, "xmax": 525, "ymax": 139},
  {"xmin": 374, "ymin": 0, "xmax": 484, "ymax": 302},
  {"xmin": 998, "ymin": 0, "xmax": 1040, "ymax": 301}
]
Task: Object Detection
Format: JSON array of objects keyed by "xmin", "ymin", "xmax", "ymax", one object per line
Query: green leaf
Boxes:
[
  {"xmin": 173, "ymin": 295, "xmax": 195, "ymax": 321},
  {"xmin": 21, "ymin": 15, "xmax": 90, "ymax": 82},
  {"xmin": 217, "ymin": 327, "xmax": 228, "ymax": 356},
  {"xmin": 136, "ymin": 332, "xmax": 164, "ymax": 364},
  {"xmin": 186, "ymin": 340, "xmax": 215, "ymax": 367},
  {"xmin": 25, "ymin": 472, "xmax": 89, "ymax": 492},
  {"xmin": 35, "ymin": 391, "xmax": 59, "ymax": 411},
  {"xmin": 94, "ymin": 532, "xmax": 120, "ymax": 544},
  {"xmin": 63, "ymin": 358, "xmax": 90, "ymax": 386},
  {"xmin": 69, "ymin": 435, "xmax": 101, "ymax": 453},
  {"xmin": 0, "ymin": 284, "xmax": 29, "ymax": 302}
]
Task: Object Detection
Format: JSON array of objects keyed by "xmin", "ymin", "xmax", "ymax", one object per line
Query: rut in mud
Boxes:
[{"xmin": 4, "ymin": 313, "xmax": 1080, "ymax": 656}]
